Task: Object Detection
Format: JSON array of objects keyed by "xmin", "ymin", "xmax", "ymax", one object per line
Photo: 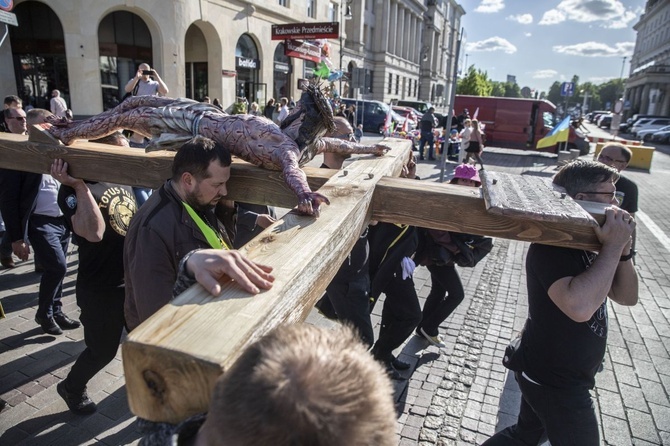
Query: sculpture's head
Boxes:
[{"xmin": 281, "ymin": 81, "xmax": 335, "ymax": 164}]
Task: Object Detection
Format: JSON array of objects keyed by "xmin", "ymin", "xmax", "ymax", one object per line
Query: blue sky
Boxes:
[{"xmin": 459, "ymin": 0, "xmax": 646, "ymax": 93}]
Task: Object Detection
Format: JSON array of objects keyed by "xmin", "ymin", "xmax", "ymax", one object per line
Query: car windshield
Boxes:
[
  {"xmin": 380, "ymin": 102, "xmax": 390, "ymax": 113},
  {"xmin": 543, "ymin": 112, "xmax": 555, "ymax": 127},
  {"xmin": 655, "ymin": 125, "xmax": 670, "ymax": 132}
]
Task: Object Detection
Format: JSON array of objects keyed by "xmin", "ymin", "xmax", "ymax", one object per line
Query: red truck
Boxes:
[{"xmin": 454, "ymin": 95, "xmax": 589, "ymax": 155}]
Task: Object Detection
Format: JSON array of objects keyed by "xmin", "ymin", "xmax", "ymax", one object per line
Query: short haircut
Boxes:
[
  {"xmin": 171, "ymin": 135, "xmax": 232, "ymax": 181},
  {"xmin": 26, "ymin": 108, "xmax": 53, "ymax": 125},
  {"xmin": 553, "ymin": 159, "xmax": 619, "ymax": 198},
  {"xmin": 601, "ymin": 142, "xmax": 632, "ymax": 163},
  {"xmin": 91, "ymin": 131, "xmax": 129, "ymax": 147},
  {"xmin": 4, "ymin": 95, "xmax": 21, "ymax": 108},
  {"xmin": 203, "ymin": 324, "xmax": 397, "ymax": 446}
]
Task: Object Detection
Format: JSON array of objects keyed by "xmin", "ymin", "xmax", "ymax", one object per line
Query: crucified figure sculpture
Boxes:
[{"xmin": 47, "ymin": 84, "xmax": 389, "ymax": 216}]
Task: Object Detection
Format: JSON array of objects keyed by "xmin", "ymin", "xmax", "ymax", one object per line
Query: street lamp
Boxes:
[{"xmin": 339, "ymin": 0, "xmax": 352, "ymax": 98}]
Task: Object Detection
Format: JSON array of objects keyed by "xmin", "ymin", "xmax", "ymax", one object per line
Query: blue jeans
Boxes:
[
  {"xmin": 28, "ymin": 215, "xmax": 70, "ymax": 319},
  {"xmin": 482, "ymin": 371, "xmax": 599, "ymax": 445},
  {"xmin": 419, "ymin": 131, "xmax": 435, "ymax": 159}
]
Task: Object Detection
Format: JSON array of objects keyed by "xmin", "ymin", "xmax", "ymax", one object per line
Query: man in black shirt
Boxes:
[
  {"xmin": 53, "ymin": 133, "xmax": 138, "ymax": 414},
  {"xmin": 483, "ymin": 160, "xmax": 638, "ymax": 446},
  {"xmin": 418, "ymin": 107, "xmax": 438, "ymax": 161}
]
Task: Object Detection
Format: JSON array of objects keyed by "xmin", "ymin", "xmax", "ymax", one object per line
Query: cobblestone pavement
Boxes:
[{"xmin": 1, "ymin": 126, "xmax": 669, "ymax": 445}]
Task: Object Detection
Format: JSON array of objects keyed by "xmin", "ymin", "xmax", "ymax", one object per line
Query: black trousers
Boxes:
[
  {"xmin": 28, "ymin": 215, "xmax": 69, "ymax": 319},
  {"xmin": 326, "ymin": 271, "xmax": 374, "ymax": 347},
  {"xmin": 418, "ymin": 264, "xmax": 464, "ymax": 336},
  {"xmin": 65, "ymin": 284, "xmax": 125, "ymax": 393},
  {"xmin": 371, "ymin": 270, "xmax": 422, "ymax": 363},
  {"xmin": 481, "ymin": 371, "xmax": 599, "ymax": 445}
]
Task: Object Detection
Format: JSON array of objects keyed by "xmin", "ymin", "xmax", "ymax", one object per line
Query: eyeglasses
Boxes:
[
  {"xmin": 581, "ymin": 191, "xmax": 621, "ymax": 205},
  {"xmin": 7, "ymin": 116, "xmax": 26, "ymax": 122},
  {"xmin": 598, "ymin": 154, "xmax": 627, "ymax": 165}
]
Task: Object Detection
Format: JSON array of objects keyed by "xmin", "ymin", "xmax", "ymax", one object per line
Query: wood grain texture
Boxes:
[
  {"xmin": 122, "ymin": 141, "xmax": 412, "ymax": 423},
  {"xmin": 371, "ymin": 178, "xmax": 604, "ymax": 251},
  {"xmin": 0, "ymin": 133, "xmax": 333, "ymax": 207}
]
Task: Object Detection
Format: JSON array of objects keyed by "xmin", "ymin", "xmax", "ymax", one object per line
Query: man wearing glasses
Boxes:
[
  {"xmin": 483, "ymin": 160, "xmax": 638, "ymax": 446},
  {"xmin": 597, "ymin": 142, "xmax": 638, "ymax": 215}
]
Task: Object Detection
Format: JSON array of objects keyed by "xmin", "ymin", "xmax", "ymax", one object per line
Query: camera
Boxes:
[{"xmin": 142, "ymin": 70, "xmax": 153, "ymax": 75}]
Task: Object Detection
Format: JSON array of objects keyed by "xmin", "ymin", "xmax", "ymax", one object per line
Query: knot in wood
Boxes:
[{"xmin": 143, "ymin": 369, "xmax": 167, "ymax": 402}]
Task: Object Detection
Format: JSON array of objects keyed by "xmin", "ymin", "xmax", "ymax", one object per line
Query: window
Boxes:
[
  {"xmin": 329, "ymin": 3, "xmax": 338, "ymax": 21},
  {"xmin": 307, "ymin": 0, "xmax": 315, "ymax": 18},
  {"xmin": 388, "ymin": 73, "xmax": 393, "ymax": 94},
  {"xmin": 395, "ymin": 75, "xmax": 399, "ymax": 95},
  {"xmin": 278, "ymin": 0, "xmax": 288, "ymax": 7}
]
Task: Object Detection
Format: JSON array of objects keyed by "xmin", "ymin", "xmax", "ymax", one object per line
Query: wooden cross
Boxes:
[{"xmin": 0, "ymin": 132, "xmax": 602, "ymax": 423}]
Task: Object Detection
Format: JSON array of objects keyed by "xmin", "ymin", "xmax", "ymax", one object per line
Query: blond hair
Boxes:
[{"xmin": 202, "ymin": 324, "xmax": 397, "ymax": 446}]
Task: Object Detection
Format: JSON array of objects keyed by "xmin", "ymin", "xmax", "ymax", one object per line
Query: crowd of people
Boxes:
[{"xmin": 0, "ymin": 63, "xmax": 641, "ymax": 445}]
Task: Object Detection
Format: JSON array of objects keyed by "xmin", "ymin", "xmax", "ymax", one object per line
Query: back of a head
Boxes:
[
  {"xmin": 553, "ymin": 159, "xmax": 619, "ymax": 198},
  {"xmin": 4, "ymin": 95, "xmax": 21, "ymax": 109},
  {"xmin": 601, "ymin": 142, "xmax": 632, "ymax": 163},
  {"xmin": 205, "ymin": 324, "xmax": 396, "ymax": 446},
  {"xmin": 172, "ymin": 135, "xmax": 232, "ymax": 181},
  {"xmin": 26, "ymin": 108, "xmax": 53, "ymax": 126}
]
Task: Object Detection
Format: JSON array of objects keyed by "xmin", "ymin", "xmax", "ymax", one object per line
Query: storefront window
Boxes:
[
  {"xmin": 98, "ymin": 11, "xmax": 152, "ymax": 110},
  {"xmin": 9, "ymin": 2, "xmax": 69, "ymax": 110},
  {"xmin": 235, "ymin": 34, "xmax": 261, "ymax": 105},
  {"xmin": 273, "ymin": 43, "xmax": 291, "ymax": 102}
]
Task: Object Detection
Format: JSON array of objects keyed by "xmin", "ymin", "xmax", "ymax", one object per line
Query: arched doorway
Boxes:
[
  {"xmin": 98, "ymin": 11, "xmax": 153, "ymax": 110},
  {"xmin": 9, "ymin": 2, "xmax": 69, "ymax": 110},
  {"xmin": 185, "ymin": 25, "xmax": 208, "ymax": 101},
  {"xmin": 235, "ymin": 34, "xmax": 264, "ymax": 105},
  {"xmin": 272, "ymin": 43, "xmax": 291, "ymax": 103}
]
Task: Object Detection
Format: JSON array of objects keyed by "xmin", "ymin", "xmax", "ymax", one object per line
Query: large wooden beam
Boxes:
[{"xmin": 122, "ymin": 141, "xmax": 410, "ymax": 423}]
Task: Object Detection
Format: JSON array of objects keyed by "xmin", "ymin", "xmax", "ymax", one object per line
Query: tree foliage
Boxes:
[{"xmin": 457, "ymin": 66, "xmax": 493, "ymax": 96}]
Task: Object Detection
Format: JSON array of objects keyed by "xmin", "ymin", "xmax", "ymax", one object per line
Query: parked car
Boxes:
[
  {"xmin": 394, "ymin": 100, "xmax": 433, "ymax": 114},
  {"xmin": 340, "ymin": 98, "xmax": 401, "ymax": 133},
  {"xmin": 651, "ymin": 128, "xmax": 670, "ymax": 144},
  {"xmin": 631, "ymin": 117, "xmax": 670, "ymax": 137},
  {"xmin": 637, "ymin": 125, "xmax": 670, "ymax": 142},
  {"xmin": 587, "ymin": 110, "xmax": 609, "ymax": 123},
  {"xmin": 597, "ymin": 113, "xmax": 613, "ymax": 128},
  {"xmin": 392, "ymin": 106, "xmax": 418, "ymax": 130},
  {"xmin": 620, "ymin": 114, "xmax": 668, "ymax": 133}
]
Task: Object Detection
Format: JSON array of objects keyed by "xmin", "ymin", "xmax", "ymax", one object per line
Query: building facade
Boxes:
[
  {"xmin": 0, "ymin": 0, "xmax": 463, "ymax": 116},
  {"xmin": 624, "ymin": 0, "xmax": 670, "ymax": 118}
]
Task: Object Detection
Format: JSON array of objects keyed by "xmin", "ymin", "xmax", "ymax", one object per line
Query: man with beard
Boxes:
[{"xmin": 123, "ymin": 136, "xmax": 275, "ymax": 331}]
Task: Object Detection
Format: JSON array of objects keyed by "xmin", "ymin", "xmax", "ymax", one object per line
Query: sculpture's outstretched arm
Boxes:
[{"xmin": 314, "ymin": 137, "xmax": 391, "ymax": 157}]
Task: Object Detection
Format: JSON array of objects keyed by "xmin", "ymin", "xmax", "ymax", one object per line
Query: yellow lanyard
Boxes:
[{"xmin": 182, "ymin": 202, "xmax": 229, "ymax": 250}]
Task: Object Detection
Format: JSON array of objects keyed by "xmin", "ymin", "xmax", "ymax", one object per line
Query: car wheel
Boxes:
[
  {"xmin": 642, "ymin": 134, "xmax": 651, "ymax": 142},
  {"xmin": 378, "ymin": 124, "xmax": 385, "ymax": 134}
]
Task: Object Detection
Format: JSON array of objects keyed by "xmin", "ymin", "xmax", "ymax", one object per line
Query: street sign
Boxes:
[
  {"xmin": 284, "ymin": 39, "xmax": 321, "ymax": 63},
  {"xmin": 560, "ymin": 82, "xmax": 575, "ymax": 97},
  {"xmin": 0, "ymin": 9, "xmax": 17, "ymax": 26},
  {"xmin": 271, "ymin": 22, "xmax": 339, "ymax": 40},
  {"xmin": 0, "ymin": 0, "xmax": 13, "ymax": 12}
]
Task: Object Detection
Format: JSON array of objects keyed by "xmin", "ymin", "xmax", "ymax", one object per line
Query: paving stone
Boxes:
[
  {"xmin": 648, "ymin": 402, "xmax": 670, "ymax": 432},
  {"xmin": 597, "ymin": 388, "xmax": 627, "ymax": 420},
  {"xmin": 627, "ymin": 408, "xmax": 661, "ymax": 443}
]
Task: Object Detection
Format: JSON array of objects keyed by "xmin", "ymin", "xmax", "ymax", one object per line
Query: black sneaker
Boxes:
[
  {"xmin": 57, "ymin": 381, "xmax": 97, "ymax": 415},
  {"xmin": 53, "ymin": 313, "xmax": 81, "ymax": 330},
  {"xmin": 35, "ymin": 315, "xmax": 63, "ymax": 335},
  {"xmin": 391, "ymin": 357, "xmax": 411, "ymax": 371},
  {"xmin": 385, "ymin": 363, "xmax": 406, "ymax": 381}
]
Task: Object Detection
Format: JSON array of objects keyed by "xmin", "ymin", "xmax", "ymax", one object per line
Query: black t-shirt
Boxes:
[
  {"xmin": 58, "ymin": 183, "xmax": 137, "ymax": 287},
  {"xmin": 616, "ymin": 175, "xmax": 638, "ymax": 214},
  {"xmin": 523, "ymin": 243, "xmax": 607, "ymax": 389}
]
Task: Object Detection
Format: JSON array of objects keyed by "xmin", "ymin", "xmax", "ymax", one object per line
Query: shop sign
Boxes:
[
  {"xmin": 284, "ymin": 39, "xmax": 321, "ymax": 63},
  {"xmin": 222, "ymin": 70, "xmax": 237, "ymax": 77},
  {"xmin": 274, "ymin": 62, "xmax": 290, "ymax": 73},
  {"xmin": 236, "ymin": 57, "xmax": 259, "ymax": 70},
  {"xmin": 271, "ymin": 22, "xmax": 339, "ymax": 40}
]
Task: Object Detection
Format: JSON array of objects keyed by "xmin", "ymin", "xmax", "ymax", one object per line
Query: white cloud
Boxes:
[
  {"xmin": 524, "ymin": 32, "xmax": 532, "ymax": 37},
  {"xmin": 531, "ymin": 69, "xmax": 558, "ymax": 79},
  {"xmin": 475, "ymin": 0, "xmax": 505, "ymax": 13},
  {"xmin": 466, "ymin": 37, "xmax": 517, "ymax": 54},
  {"xmin": 553, "ymin": 41, "xmax": 634, "ymax": 57},
  {"xmin": 588, "ymin": 76, "xmax": 617, "ymax": 83},
  {"xmin": 539, "ymin": 0, "xmax": 639, "ymax": 28},
  {"xmin": 507, "ymin": 13, "xmax": 533, "ymax": 24},
  {"xmin": 539, "ymin": 9, "xmax": 565, "ymax": 25}
]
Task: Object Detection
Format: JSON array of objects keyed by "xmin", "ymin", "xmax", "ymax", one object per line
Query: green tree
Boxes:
[
  {"xmin": 503, "ymin": 82, "xmax": 522, "ymax": 98},
  {"xmin": 546, "ymin": 81, "xmax": 562, "ymax": 105},
  {"xmin": 490, "ymin": 81, "xmax": 505, "ymax": 97},
  {"xmin": 598, "ymin": 79, "xmax": 624, "ymax": 110},
  {"xmin": 457, "ymin": 66, "xmax": 493, "ymax": 96}
]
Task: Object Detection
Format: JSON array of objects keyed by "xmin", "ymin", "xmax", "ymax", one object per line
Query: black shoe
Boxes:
[
  {"xmin": 385, "ymin": 363, "xmax": 406, "ymax": 381},
  {"xmin": 53, "ymin": 314, "xmax": 81, "ymax": 330},
  {"xmin": 392, "ymin": 357, "xmax": 411, "ymax": 371},
  {"xmin": 57, "ymin": 381, "xmax": 97, "ymax": 415},
  {"xmin": 1, "ymin": 256, "xmax": 15, "ymax": 269},
  {"xmin": 35, "ymin": 315, "xmax": 63, "ymax": 335}
]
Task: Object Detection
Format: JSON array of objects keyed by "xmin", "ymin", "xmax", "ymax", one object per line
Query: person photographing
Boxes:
[{"xmin": 124, "ymin": 63, "xmax": 169, "ymax": 97}]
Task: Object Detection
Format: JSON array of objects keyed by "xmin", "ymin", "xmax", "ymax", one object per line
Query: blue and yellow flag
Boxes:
[{"xmin": 536, "ymin": 116, "xmax": 571, "ymax": 149}]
